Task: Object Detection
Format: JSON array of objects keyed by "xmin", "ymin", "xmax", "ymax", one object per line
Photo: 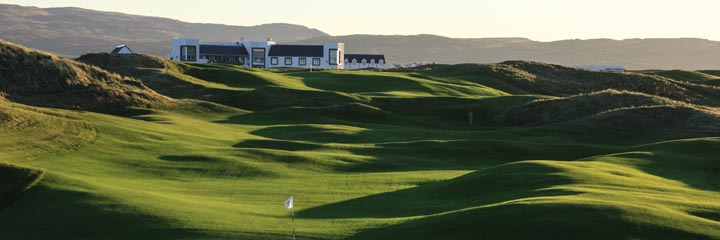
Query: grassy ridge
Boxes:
[
  {"xmin": 1, "ymin": 42, "xmax": 720, "ymax": 239},
  {"xmin": 648, "ymin": 70, "xmax": 720, "ymax": 83},
  {"xmin": 0, "ymin": 40, "xmax": 169, "ymax": 113},
  {"xmin": 423, "ymin": 62, "xmax": 720, "ymax": 106}
]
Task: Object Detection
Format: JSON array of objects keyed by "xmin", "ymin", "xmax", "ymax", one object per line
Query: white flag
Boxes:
[{"xmin": 284, "ymin": 197, "xmax": 294, "ymax": 209}]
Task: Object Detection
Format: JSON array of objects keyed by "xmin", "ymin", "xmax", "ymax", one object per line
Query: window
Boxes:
[
  {"xmin": 362, "ymin": 59, "xmax": 367, "ymax": 64},
  {"xmin": 312, "ymin": 58, "xmax": 321, "ymax": 66},
  {"xmin": 252, "ymin": 48, "xmax": 266, "ymax": 65},
  {"xmin": 329, "ymin": 49, "xmax": 338, "ymax": 65},
  {"xmin": 370, "ymin": 59, "xmax": 376, "ymax": 64},
  {"xmin": 299, "ymin": 58, "xmax": 307, "ymax": 66},
  {"xmin": 271, "ymin": 57, "xmax": 278, "ymax": 65},
  {"xmin": 180, "ymin": 45, "xmax": 197, "ymax": 61},
  {"xmin": 379, "ymin": 59, "xmax": 384, "ymax": 64},
  {"xmin": 352, "ymin": 59, "xmax": 357, "ymax": 64},
  {"xmin": 285, "ymin": 57, "xmax": 293, "ymax": 65}
]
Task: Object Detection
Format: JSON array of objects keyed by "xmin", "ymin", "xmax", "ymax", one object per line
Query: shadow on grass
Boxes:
[
  {"xmin": 299, "ymin": 161, "xmax": 578, "ymax": 219},
  {"xmin": 347, "ymin": 202, "xmax": 715, "ymax": 240},
  {"xmin": 286, "ymin": 71, "xmax": 434, "ymax": 94},
  {"xmin": 0, "ymin": 163, "xmax": 43, "ymax": 210},
  {"xmin": 628, "ymin": 139, "xmax": 720, "ymax": 192},
  {"xmin": 0, "ymin": 183, "xmax": 211, "ymax": 240},
  {"xmin": 112, "ymin": 108, "xmax": 173, "ymax": 124},
  {"xmin": 233, "ymin": 139, "xmax": 326, "ymax": 152}
]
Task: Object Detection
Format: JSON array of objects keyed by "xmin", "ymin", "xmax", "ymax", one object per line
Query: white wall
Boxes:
[
  {"xmin": 169, "ymin": 38, "xmax": 202, "ymax": 63},
  {"xmin": 117, "ymin": 47, "xmax": 133, "ymax": 54},
  {"xmin": 321, "ymin": 42, "xmax": 344, "ymax": 70},
  {"xmin": 242, "ymin": 40, "xmax": 275, "ymax": 68}
]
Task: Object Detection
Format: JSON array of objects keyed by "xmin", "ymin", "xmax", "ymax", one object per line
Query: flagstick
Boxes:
[{"xmin": 291, "ymin": 207, "xmax": 296, "ymax": 240}]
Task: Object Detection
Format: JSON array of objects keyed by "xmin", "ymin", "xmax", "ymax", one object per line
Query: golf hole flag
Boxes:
[
  {"xmin": 286, "ymin": 196, "xmax": 296, "ymax": 240},
  {"xmin": 285, "ymin": 197, "xmax": 294, "ymax": 209}
]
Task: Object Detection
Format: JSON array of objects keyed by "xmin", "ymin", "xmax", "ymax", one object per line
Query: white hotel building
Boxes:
[{"xmin": 168, "ymin": 38, "xmax": 385, "ymax": 70}]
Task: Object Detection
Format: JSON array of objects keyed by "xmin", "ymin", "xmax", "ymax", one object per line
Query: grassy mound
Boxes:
[
  {"xmin": 648, "ymin": 70, "xmax": 720, "ymax": 82},
  {"xmin": 233, "ymin": 86, "xmax": 367, "ymax": 110},
  {"xmin": 345, "ymin": 159, "xmax": 720, "ymax": 239},
  {"xmin": 369, "ymin": 95, "xmax": 538, "ymax": 127},
  {"xmin": 424, "ymin": 61, "xmax": 720, "ymax": 106},
  {"xmin": 0, "ymin": 40, "xmax": 170, "ymax": 112},
  {"xmin": 498, "ymin": 90, "xmax": 679, "ymax": 126},
  {"xmin": 287, "ymin": 71, "xmax": 507, "ymax": 97},
  {"xmin": 76, "ymin": 53, "xmax": 183, "ymax": 76},
  {"xmin": 250, "ymin": 102, "xmax": 399, "ymax": 125},
  {"xmin": 0, "ymin": 163, "xmax": 44, "ymax": 209},
  {"xmin": 562, "ymin": 105, "xmax": 720, "ymax": 142},
  {"xmin": 701, "ymin": 70, "xmax": 720, "ymax": 78}
]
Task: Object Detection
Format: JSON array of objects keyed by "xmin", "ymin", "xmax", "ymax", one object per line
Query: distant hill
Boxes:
[
  {"xmin": 3, "ymin": 4, "xmax": 720, "ymax": 69},
  {"xmin": 295, "ymin": 35, "xmax": 720, "ymax": 70},
  {"xmin": 0, "ymin": 4, "xmax": 328, "ymax": 57}
]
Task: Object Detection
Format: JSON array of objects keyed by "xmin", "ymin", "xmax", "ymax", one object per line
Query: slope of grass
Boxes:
[
  {"xmin": 0, "ymin": 100, "xmax": 97, "ymax": 162},
  {"xmin": 287, "ymin": 71, "xmax": 508, "ymax": 97},
  {"xmin": 1, "ymin": 44, "xmax": 720, "ymax": 240}
]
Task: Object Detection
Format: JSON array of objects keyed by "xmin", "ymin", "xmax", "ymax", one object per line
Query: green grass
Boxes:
[{"xmin": 1, "ymin": 48, "xmax": 720, "ymax": 239}]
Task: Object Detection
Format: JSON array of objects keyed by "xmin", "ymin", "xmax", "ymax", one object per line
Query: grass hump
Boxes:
[{"xmin": 0, "ymin": 40, "xmax": 171, "ymax": 113}]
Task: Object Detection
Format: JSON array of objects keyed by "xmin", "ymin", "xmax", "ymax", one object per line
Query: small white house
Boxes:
[
  {"xmin": 576, "ymin": 65, "xmax": 625, "ymax": 72},
  {"xmin": 344, "ymin": 54, "xmax": 386, "ymax": 69},
  {"xmin": 111, "ymin": 45, "xmax": 133, "ymax": 54},
  {"xmin": 168, "ymin": 37, "xmax": 348, "ymax": 69}
]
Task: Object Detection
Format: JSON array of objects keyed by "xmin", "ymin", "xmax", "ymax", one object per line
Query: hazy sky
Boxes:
[{"xmin": 3, "ymin": 0, "xmax": 719, "ymax": 41}]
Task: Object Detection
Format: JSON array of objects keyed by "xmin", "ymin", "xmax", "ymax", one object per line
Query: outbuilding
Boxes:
[
  {"xmin": 576, "ymin": 65, "xmax": 625, "ymax": 72},
  {"xmin": 111, "ymin": 45, "xmax": 133, "ymax": 54}
]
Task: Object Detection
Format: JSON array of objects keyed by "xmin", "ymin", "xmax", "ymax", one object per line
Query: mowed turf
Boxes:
[{"xmin": 1, "ymin": 51, "xmax": 720, "ymax": 239}]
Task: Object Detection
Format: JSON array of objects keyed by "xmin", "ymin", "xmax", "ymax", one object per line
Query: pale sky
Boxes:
[{"xmin": 3, "ymin": 0, "xmax": 719, "ymax": 41}]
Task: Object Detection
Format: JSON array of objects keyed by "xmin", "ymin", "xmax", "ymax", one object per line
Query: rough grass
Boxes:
[
  {"xmin": 0, "ymin": 40, "xmax": 171, "ymax": 113},
  {"xmin": 1, "ymin": 45, "xmax": 720, "ymax": 239},
  {"xmin": 422, "ymin": 62, "xmax": 720, "ymax": 106},
  {"xmin": 497, "ymin": 89, "xmax": 687, "ymax": 126}
]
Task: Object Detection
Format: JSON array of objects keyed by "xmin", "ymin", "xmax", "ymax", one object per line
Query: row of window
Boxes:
[
  {"xmin": 346, "ymin": 59, "xmax": 385, "ymax": 64},
  {"xmin": 270, "ymin": 57, "xmax": 322, "ymax": 66},
  {"xmin": 201, "ymin": 55, "xmax": 244, "ymax": 64}
]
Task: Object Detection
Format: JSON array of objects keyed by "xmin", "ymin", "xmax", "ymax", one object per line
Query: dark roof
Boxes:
[
  {"xmin": 345, "ymin": 54, "xmax": 385, "ymax": 62},
  {"xmin": 199, "ymin": 45, "xmax": 249, "ymax": 56},
  {"xmin": 111, "ymin": 45, "xmax": 133, "ymax": 54},
  {"xmin": 268, "ymin": 45, "xmax": 324, "ymax": 57}
]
